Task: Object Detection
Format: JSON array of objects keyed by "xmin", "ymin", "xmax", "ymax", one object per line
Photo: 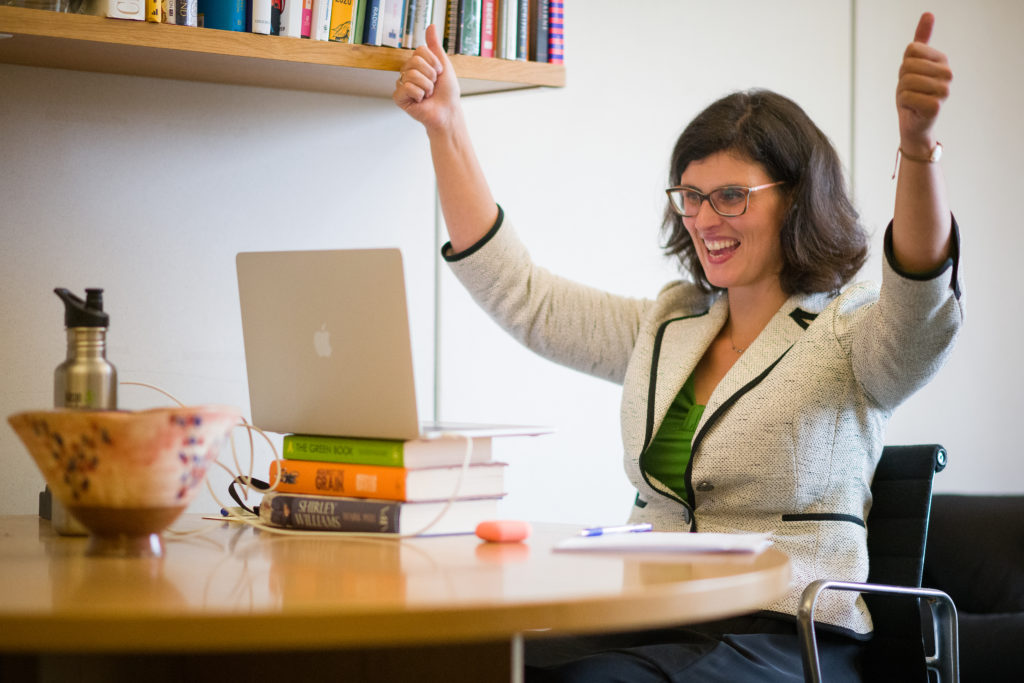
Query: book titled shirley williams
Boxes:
[
  {"xmin": 259, "ymin": 490, "xmax": 500, "ymax": 534},
  {"xmin": 282, "ymin": 433, "xmax": 493, "ymax": 468},
  {"xmin": 268, "ymin": 459, "xmax": 507, "ymax": 502}
]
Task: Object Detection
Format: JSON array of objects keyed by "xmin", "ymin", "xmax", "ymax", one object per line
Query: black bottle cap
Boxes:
[{"xmin": 55, "ymin": 288, "xmax": 110, "ymax": 328}]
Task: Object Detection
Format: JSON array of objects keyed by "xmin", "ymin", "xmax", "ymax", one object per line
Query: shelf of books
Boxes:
[{"xmin": 0, "ymin": 5, "xmax": 565, "ymax": 98}]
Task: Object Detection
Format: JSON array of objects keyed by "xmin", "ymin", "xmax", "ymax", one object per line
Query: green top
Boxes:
[{"xmin": 642, "ymin": 374, "xmax": 705, "ymax": 503}]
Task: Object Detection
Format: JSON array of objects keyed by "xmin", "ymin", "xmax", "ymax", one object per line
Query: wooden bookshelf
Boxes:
[{"xmin": 0, "ymin": 6, "xmax": 565, "ymax": 97}]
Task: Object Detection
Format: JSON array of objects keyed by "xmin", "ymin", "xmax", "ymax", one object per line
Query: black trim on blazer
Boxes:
[
  {"xmin": 788, "ymin": 308, "xmax": 817, "ymax": 330},
  {"xmin": 441, "ymin": 204, "xmax": 504, "ymax": 262},
  {"xmin": 638, "ymin": 312, "xmax": 709, "ymax": 525},
  {"xmin": 641, "ymin": 312, "xmax": 710, "ymax": 453},
  {"xmin": 882, "ymin": 215, "xmax": 962, "ymax": 300},
  {"xmin": 781, "ymin": 512, "xmax": 866, "ymax": 528}
]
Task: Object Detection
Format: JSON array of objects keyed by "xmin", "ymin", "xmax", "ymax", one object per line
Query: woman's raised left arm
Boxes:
[{"xmin": 891, "ymin": 12, "xmax": 954, "ymax": 274}]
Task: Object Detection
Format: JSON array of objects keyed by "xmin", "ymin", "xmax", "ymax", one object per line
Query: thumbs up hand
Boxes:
[
  {"xmin": 394, "ymin": 24, "xmax": 462, "ymax": 133},
  {"xmin": 896, "ymin": 13, "xmax": 953, "ymax": 156}
]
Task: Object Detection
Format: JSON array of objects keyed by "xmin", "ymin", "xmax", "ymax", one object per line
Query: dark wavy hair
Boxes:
[{"xmin": 661, "ymin": 89, "xmax": 868, "ymax": 295}]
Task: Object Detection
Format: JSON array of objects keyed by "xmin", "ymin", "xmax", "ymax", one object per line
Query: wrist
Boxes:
[
  {"xmin": 898, "ymin": 136, "xmax": 938, "ymax": 160},
  {"xmin": 900, "ymin": 141, "xmax": 943, "ymax": 164}
]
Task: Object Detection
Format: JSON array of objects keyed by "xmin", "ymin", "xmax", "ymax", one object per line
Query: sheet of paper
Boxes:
[{"xmin": 554, "ymin": 532, "xmax": 773, "ymax": 554}]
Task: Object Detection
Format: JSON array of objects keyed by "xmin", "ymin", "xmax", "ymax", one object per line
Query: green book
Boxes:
[
  {"xmin": 282, "ymin": 433, "xmax": 493, "ymax": 469},
  {"xmin": 351, "ymin": 0, "xmax": 365, "ymax": 44}
]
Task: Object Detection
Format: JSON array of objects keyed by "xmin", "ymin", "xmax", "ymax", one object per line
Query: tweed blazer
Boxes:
[{"xmin": 444, "ymin": 208, "xmax": 964, "ymax": 636}]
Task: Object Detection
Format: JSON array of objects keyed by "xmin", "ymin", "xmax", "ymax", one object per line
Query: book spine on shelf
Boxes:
[
  {"xmin": 458, "ymin": 0, "xmax": 480, "ymax": 56},
  {"xmin": 380, "ymin": 0, "xmax": 405, "ymax": 48},
  {"xmin": 311, "ymin": 0, "xmax": 331, "ymax": 39},
  {"xmin": 147, "ymin": 0, "xmax": 161, "ymax": 23},
  {"xmin": 528, "ymin": 0, "xmax": 548, "ymax": 62},
  {"xmin": 166, "ymin": 0, "xmax": 177, "ymax": 24},
  {"xmin": 479, "ymin": 0, "xmax": 495, "ymax": 57},
  {"xmin": 496, "ymin": 0, "xmax": 517, "ymax": 59},
  {"xmin": 251, "ymin": 0, "xmax": 271, "ymax": 32},
  {"xmin": 260, "ymin": 491, "xmax": 401, "ymax": 532},
  {"xmin": 361, "ymin": 0, "xmax": 384, "ymax": 44},
  {"xmin": 400, "ymin": 0, "xmax": 417, "ymax": 47},
  {"xmin": 198, "ymin": 0, "xmax": 246, "ymax": 30},
  {"xmin": 514, "ymin": 0, "xmax": 527, "ymax": 60},
  {"xmin": 281, "ymin": 0, "xmax": 304, "ymax": 36},
  {"xmin": 443, "ymin": 0, "xmax": 458, "ymax": 54},
  {"xmin": 329, "ymin": 0, "xmax": 356, "ymax": 41},
  {"xmin": 351, "ymin": 0, "xmax": 366, "ymax": 43},
  {"xmin": 302, "ymin": 0, "xmax": 313, "ymax": 37},
  {"xmin": 169, "ymin": 0, "xmax": 196, "ymax": 26},
  {"xmin": 270, "ymin": 0, "xmax": 282, "ymax": 33},
  {"xmin": 547, "ymin": 0, "xmax": 563, "ymax": 63}
]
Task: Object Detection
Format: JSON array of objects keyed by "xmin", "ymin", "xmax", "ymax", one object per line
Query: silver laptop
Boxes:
[{"xmin": 236, "ymin": 248, "xmax": 549, "ymax": 440}]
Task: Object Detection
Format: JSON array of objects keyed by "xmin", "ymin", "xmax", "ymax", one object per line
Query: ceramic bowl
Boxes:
[{"xmin": 8, "ymin": 406, "xmax": 240, "ymax": 557}]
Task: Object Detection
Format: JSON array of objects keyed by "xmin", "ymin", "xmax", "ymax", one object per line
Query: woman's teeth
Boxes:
[{"xmin": 704, "ymin": 238, "xmax": 739, "ymax": 253}]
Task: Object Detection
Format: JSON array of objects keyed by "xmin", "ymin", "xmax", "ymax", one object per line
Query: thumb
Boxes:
[
  {"xmin": 914, "ymin": 12, "xmax": 934, "ymax": 45},
  {"xmin": 426, "ymin": 24, "xmax": 446, "ymax": 66}
]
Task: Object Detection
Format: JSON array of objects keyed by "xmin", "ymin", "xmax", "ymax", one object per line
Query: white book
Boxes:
[
  {"xmin": 280, "ymin": 0, "xmax": 304, "ymax": 37},
  {"xmin": 496, "ymin": 0, "xmax": 517, "ymax": 60},
  {"xmin": 380, "ymin": 0, "xmax": 405, "ymax": 48},
  {"xmin": 252, "ymin": 0, "xmax": 272, "ymax": 34},
  {"xmin": 311, "ymin": 0, "xmax": 331, "ymax": 40}
]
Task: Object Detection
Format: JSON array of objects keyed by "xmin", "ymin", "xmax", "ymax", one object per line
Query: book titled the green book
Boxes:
[{"xmin": 282, "ymin": 433, "xmax": 493, "ymax": 468}]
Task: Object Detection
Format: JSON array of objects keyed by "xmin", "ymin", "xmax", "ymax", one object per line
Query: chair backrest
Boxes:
[{"xmin": 863, "ymin": 443, "xmax": 948, "ymax": 682}]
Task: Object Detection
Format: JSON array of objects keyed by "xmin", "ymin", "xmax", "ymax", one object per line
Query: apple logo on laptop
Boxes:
[{"xmin": 313, "ymin": 323, "xmax": 332, "ymax": 358}]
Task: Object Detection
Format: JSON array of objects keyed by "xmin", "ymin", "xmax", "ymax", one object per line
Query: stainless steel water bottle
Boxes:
[
  {"xmin": 46, "ymin": 288, "xmax": 118, "ymax": 535},
  {"xmin": 54, "ymin": 288, "xmax": 117, "ymax": 410}
]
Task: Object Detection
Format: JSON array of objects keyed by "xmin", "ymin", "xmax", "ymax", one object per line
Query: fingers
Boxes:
[
  {"xmin": 395, "ymin": 42, "xmax": 444, "ymax": 103},
  {"xmin": 913, "ymin": 12, "xmax": 934, "ymax": 45}
]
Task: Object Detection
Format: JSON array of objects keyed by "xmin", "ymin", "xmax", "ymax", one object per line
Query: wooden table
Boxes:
[{"xmin": 0, "ymin": 514, "xmax": 790, "ymax": 682}]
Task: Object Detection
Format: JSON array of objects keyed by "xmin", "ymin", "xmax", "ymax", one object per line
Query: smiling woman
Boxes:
[{"xmin": 394, "ymin": 12, "xmax": 961, "ymax": 683}]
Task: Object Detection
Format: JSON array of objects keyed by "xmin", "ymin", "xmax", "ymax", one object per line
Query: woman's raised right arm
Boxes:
[{"xmin": 393, "ymin": 24, "xmax": 498, "ymax": 253}]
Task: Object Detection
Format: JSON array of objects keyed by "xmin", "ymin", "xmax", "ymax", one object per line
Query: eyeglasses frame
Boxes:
[{"xmin": 665, "ymin": 180, "xmax": 786, "ymax": 218}]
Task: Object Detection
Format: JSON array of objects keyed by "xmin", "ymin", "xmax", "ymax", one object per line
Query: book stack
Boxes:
[
  {"xmin": 445, "ymin": 0, "xmax": 558, "ymax": 62},
  {"xmin": 261, "ymin": 433, "xmax": 505, "ymax": 535}
]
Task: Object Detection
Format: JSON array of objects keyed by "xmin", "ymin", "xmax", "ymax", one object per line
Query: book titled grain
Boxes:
[
  {"xmin": 268, "ymin": 459, "xmax": 507, "ymax": 501},
  {"xmin": 259, "ymin": 490, "xmax": 500, "ymax": 534},
  {"xmin": 282, "ymin": 433, "xmax": 493, "ymax": 468}
]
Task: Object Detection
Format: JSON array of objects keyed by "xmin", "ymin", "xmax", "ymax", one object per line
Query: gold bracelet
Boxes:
[{"xmin": 892, "ymin": 142, "xmax": 942, "ymax": 178}]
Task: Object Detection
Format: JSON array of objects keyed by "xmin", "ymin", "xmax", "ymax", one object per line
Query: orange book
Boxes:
[{"xmin": 268, "ymin": 459, "xmax": 506, "ymax": 502}]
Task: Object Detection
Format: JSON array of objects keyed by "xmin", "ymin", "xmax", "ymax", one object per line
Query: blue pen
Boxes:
[{"xmin": 578, "ymin": 523, "xmax": 653, "ymax": 537}]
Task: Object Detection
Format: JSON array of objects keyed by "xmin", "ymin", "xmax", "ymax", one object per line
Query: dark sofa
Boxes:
[{"xmin": 922, "ymin": 494, "xmax": 1024, "ymax": 682}]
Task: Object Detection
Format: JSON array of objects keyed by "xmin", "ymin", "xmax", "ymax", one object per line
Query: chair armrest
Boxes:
[{"xmin": 797, "ymin": 579, "xmax": 959, "ymax": 683}]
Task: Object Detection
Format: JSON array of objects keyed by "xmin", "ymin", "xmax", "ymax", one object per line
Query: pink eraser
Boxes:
[{"xmin": 475, "ymin": 520, "xmax": 532, "ymax": 543}]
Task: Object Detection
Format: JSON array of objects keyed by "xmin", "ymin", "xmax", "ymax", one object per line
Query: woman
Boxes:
[{"xmin": 394, "ymin": 12, "xmax": 961, "ymax": 682}]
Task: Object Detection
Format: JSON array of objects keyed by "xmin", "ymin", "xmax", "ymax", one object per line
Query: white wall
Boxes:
[
  {"xmin": 1, "ymin": 0, "xmax": 1020, "ymax": 519},
  {"xmin": 0, "ymin": 69, "xmax": 441, "ymax": 514}
]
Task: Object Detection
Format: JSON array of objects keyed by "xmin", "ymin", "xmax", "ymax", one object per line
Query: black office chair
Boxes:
[{"xmin": 798, "ymin": 444, "xmax": 959, "ymax": 682}]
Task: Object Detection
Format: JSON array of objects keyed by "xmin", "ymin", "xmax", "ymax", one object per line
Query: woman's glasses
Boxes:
[{"xmin": 665, "ymin": 181, "xmax": 785, "ymax": 217}]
